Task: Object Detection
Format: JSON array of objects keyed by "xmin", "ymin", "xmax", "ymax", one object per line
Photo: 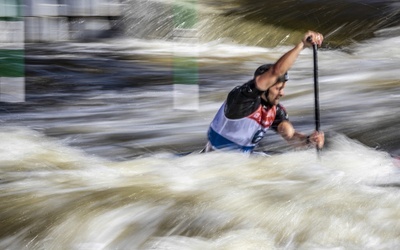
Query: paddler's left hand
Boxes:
[{"xmin": 303, "ymin": 31, "xmax": 324, "ymax": 47}]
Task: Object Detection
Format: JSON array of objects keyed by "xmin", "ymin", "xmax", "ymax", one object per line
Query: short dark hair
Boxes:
[{"xmin": 254, "ymin": 64, "xmax": 289, "ymax": 82}]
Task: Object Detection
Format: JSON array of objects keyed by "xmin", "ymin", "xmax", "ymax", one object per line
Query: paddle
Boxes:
[{"xmin": 307, "ymin": 36, "xmax": 321, "ymax": 152}]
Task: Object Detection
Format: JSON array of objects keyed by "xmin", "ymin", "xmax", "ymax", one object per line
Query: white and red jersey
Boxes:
[
  {"xmin": 208, "ymin": 102, "xmax": 278, "ymax": 152},
  {"xmin": 206, "ymin": 79, "xmax": 288, "ymax": 152}
]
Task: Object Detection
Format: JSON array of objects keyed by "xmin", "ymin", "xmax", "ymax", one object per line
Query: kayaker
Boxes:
[{"xmin": 204, "ymin": 30, "xmax": 325, "ymax": 153}]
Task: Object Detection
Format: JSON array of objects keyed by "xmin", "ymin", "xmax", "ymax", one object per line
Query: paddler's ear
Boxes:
[{"xmin": 261, "ymin": 90, "xmax": 269, "ymax": 100}]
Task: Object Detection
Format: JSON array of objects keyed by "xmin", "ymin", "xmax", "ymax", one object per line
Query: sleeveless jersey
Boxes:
[
  {"xmin": 208, "ymin": 102, "xmax": 278, "ymax": 152},
  {"xmin": 207, "ymin": 79, "xmax": 288, "ymax": 152}
]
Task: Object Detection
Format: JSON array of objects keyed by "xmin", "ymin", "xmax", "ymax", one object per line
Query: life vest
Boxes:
[{"xmin": 208, "ymin": 102, "xmax": 277, "ymax": 152}]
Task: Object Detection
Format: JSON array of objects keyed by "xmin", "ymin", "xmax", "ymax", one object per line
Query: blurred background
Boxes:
[
  {"xmin": 1, "ymin": 1, "xmax": 400, "ymax": 249},
  {"xmin": 1, "ymin": 0, "xmax": 400, "ymax": 158}
]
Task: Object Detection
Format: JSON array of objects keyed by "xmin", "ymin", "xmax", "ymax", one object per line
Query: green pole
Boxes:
[
  {"xmin": 173, "ymin": 0, "xmax": 199, "ymax": 110},
  {"xmin": 0, "ymin": 0, "xmax": 25, "ymax": 103}
]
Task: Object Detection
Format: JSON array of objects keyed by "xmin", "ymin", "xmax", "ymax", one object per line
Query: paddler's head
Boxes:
[{"xmin": 254, "ymin": 64, "xmax": 289, "ymax": 106}]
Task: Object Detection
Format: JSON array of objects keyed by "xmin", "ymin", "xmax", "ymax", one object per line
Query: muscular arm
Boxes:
[
  {"xmin": 255, "ymin": 31, "xmax": 323, "ymax": 91},
  {"xmin": 277, "ymin": 121, "xmax": 324, "ymax": 149}
]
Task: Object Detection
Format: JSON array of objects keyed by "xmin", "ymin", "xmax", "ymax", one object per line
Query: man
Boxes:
[{"xmin": 204, "ymin": 30, "xmax": 325, "ymax": 153}]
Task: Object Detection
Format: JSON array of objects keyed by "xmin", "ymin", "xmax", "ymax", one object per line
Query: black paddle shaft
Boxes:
[
  {"xmin": 312, "ymin": 43, "xmax": 320, "ymax": 132},
  {"xmin": 306, "ymin": 36, "xmax": 322, "ymax": 154},
  {"xmin": 307, "ymin": 36, "xmax": 321, "ymax": 132}
]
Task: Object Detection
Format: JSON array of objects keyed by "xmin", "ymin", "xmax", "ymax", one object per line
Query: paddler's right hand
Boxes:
[{"xmin": 308, "ymin": 130, "xmax": 325, "ymax": 149}]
